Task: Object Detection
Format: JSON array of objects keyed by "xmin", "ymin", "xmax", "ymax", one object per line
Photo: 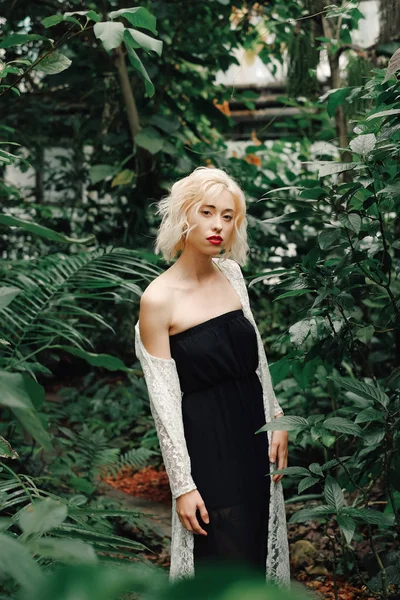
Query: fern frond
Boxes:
[
  {"xmin": 0, "ymin": 248, "xmax": 162, "ymax": 371},
  {"xmin": 103, "ymin": 447, "xmax": 157, "ymax": 478}
]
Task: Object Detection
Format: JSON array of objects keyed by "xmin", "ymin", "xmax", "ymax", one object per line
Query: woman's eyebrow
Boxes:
[{"xmin": 203, "ymin": 204, "xmax": 235, "ymax": 213}]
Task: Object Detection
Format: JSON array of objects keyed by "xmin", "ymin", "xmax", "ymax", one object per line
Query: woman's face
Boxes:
[{"xmin": 185, "ymin": 189, "xmax": 236, "ymax": 256}]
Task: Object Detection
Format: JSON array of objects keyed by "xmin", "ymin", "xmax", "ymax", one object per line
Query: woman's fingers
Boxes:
[{"xmin": 189, "ymin": 513, "xmax": 208, "ymax": 536}]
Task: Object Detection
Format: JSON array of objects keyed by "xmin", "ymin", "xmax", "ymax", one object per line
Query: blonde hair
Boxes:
[{"xmin": 154, "ymin": 167, "xmax": 249, "ymax": 266}]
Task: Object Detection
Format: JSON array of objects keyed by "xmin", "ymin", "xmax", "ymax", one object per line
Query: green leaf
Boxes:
[
  {"xmin": 273, "ymin": 289, "xmax": 314, "ymax": 302},
  {"xmin": 89, "ymin": 164, "xmax": 116, "ymax": 184},
  {"xmin": 309, "ymin": 462, "xmax": 324, "ymax": 476},
  {"xmin": 384, "ymin": 47, "xmax": 400, "ymax": 82},
  {"xmin": 19, "ymin": 499, "xmax": 68, "ymax": 535},
  {"xmin": 256, "ymin": 415, "xmax": 308, "ymax": 433},
  {"xmin": 124, "ymin": 38, "xmax": 155, "ymax": 97},
  {"xmin": 109, "ymin": 7, "xmax": 157, "ymax": 35},
  {"xmin": 26, "ymin": 538, "xmax": 97, "ymax": 563},
  {"xmin": 93, "ymin": 21, "xmax": 124, "ymax": 52},
  {"xmin": 323, "ymin": 417, "xmax": 364, "ymax": 437},
  {"xmin": 318, "ymin": 162, "xmax": 357, "ymax": 177},
  {"xmin": 349, "ymin": 134, "xmax": 376, "ymax": 155},
  {"xmin": 124, "ymin": 28, "xmax": 162, "ymax": 56},
  {"xmin": 298, "ymin": 476, "xmax": 320, "ymax": 494},
  {"xmin": 324, "ymin": 476, "xmax": 344, "ymax": 510},
  {"xmin": 344, "ymin": 507, "xmax": 394, "ymax": 528},
  {"xmin": 0, "ymin": 371, "xmax": 52, "ymax": 450},
  {"xmin": 0, "ymin": 34, "xmax": 46, "ymax": 48},
  {"xmin": 272, "ymin": 466, "xmax": 311, "ymax": 477},
  {"xmin": 355, "ymin": 407, "xmax": 385, "ymax": 423},
  {"xmin": 42, "ymin": 15, "xmax": 65, "ymax": 27},
  {"xmin": 355, "ymin": 325, "xmax": 375, "ymax": 344},
  {"xmin": 337, "ymin": 515, "xmax": 356, "ymax": 544},
  {"xmin": 63, "ymin": 10, "xmax": 101, "ymax": 22},
  {"xmin": 288, "ymin": 505, "xmax": 334, "ymax": 524},
  {"xmin": 53, "ymin": 346, "xmax": 131, "ymax": 372},
  {"xmin": 0, "ymin": 214, "xmax": 95, "ymax": 244},
  {"xmin": 0, "ymin": 534, "xmax": 44, "ymax": 590},
  {"xmin": 326, "ymin": 87, "xmax": 352, "ymax": 117},
  {"xmin": 338, "ymin": 212, "xmax": 361, "ymax": 234},
  {"xmin": 37, "ymin": 51, "xmax": 72, "ymax": 75},
  {"xmin": 111, "ymin": 169, "xmax": 135, "ymax": 187},
  {"xmin": 327, "ymin": 376, "xmax": 390, "ymax": 408},
  {"xmin": 0, "ymin": 435, "xmax": 18, "ymax": 459},
  {"xmin": 149, "ymin": 114, "xmax": 180, "ymax": 134},
  {"xmin": 0, "ymin": 286, "xmax": 21, "ymax": 309},
  {"xmin": 318, "ymin": 228, "xmax": 341, "ymax": 250},
  {"xmin": 69, "ymin": 477, "xmax": 96, "ymax": 495},
  {"xmin": 366, "ymin": 108, "xmax": 400, "ymax": 120},
  {"xmin": 134, "ymin": 127, "xmax": 164, "ymax": 154}
]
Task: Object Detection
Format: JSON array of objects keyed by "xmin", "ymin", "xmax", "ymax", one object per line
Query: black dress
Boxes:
[{"xmin": 169, "ymin": 308, "xmax": 270, "ymax": 572}]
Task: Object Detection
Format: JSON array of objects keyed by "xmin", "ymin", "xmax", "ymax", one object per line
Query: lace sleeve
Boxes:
[
  {"xmin": 135, "ymin": 322, "xmax": 197, "ymax": 500},
  {"xmin": 231, "ymin": 261, "xmax": 284, "ymax": 418}
]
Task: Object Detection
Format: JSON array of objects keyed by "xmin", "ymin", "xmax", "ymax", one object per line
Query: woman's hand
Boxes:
[
  {"xmin": 176, "ymin": 489, "xmax": 209, "ymax": 536},
  {"xmin": 269, "ymin": 420, "xmax": 288, "ymax": 483}
]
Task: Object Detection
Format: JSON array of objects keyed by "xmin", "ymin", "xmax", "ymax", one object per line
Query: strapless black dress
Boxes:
[{"xmin": 169, "ymin": 308, "xmax": 270, "ymax": 572}]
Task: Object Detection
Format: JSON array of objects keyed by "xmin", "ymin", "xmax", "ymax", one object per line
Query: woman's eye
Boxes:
[
  {"xmin": 224, "ymin": 215, "xmax": 233, "ymax": 221},
  {"xmin": 202, "ymin": 210, "xmax": 211, "ymax": 216}
]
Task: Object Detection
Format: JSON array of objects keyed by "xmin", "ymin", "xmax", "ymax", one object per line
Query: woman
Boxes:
[{"xmin": 135, "ymin": 167, "xmax": 290, "ymax": 586}]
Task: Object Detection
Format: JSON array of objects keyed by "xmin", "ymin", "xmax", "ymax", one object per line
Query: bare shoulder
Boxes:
[{"xmin": 138, "ymin": 270, "xmax": 176, "ymax": 359}]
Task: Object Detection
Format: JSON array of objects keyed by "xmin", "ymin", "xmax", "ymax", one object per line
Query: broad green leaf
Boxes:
[
  {"xmin": 0, "ymin": 214, "xmax": 95, "ymax": 244},
  {"xmin": 344, "ymin": 507, "xmax": 394, "ymax": 528},
  {"xmin": 298, "ymin": 476, "xmax": 320, "ymax": 494},
  {"xmin": 124, "ymin": 28, "xmax": 162, "ymax": 56},
  {"xmin": 327, "ymin": 376, "xmax": 390, "ymax": 408},
  {"xmin": 288, "ymin": 319, "xmax": 312, "ymax": 346},
  {"xmin": 337, "ymin": 515, "xmax": 356, "ymax": 544},
  {"xmin": 0, "ymin": 534, "xmax": 43, "ymax": 590},
  {"xmin": 288, "ymin": 505, "xmax": 333, "ymax": 524},
  {"xmin": 325, "ymin": 87, "xmax": 352, "ymax": 117},
  {"xmin": 318, "ymin": 228, "xmax": 341, "ymax": 249},
  {"xmin": 26, "ymin": 538, "xmax": 97, "ymax": 563},
  {"xmin": 324, "ymin": 476, "xmax": 344, "ymax": 510},
  {"xmin": 323, "ymin": 417, "xmax": 364, "ymax": 437},
  {"xmin": 318, "ymin": 162, "xmax": 357, "ymax": 177},
  {"xmin": 0, "ymin": 34, "xmax": 46, "ymax": 48},
  {"xmin": 0, "ymin": 435, "xmax": 18, "ymax": 459},
  {"xmin": 42, "ymin": 15, "xmax": 64, "ymax": 27},
  {"xmin": 134, "ymin": 127, "xmax": 164, "ymax": 154},
  {"xmin": 0, "ymin": 371, "xmax": 51, "ymax": 450},
  {"xmin": 349, "ymin": 134, "xmax": 376, "ymax": 155},
  {"xmin": 271, "ymin": 466, "xmax": 311, "ymax": 477},
  {"xmin": 0, "ymin": 286, "xmax": 20, "ymax": 309},
  {"xmin": 273, "ymin": 289, "xmax": 314, "ymax": 302},
  {"xmin": 309, "ymin": 463, "xmax": 324, "ymax": 476},
  {"xmin": 19, "ymin": 499, "xmax": 68, "ymax": 535},
  {"xmin": 355, "ymin": 407, "xmax": 385, "ymax": 423},
  {"xmin": 53, "ymin": 346, "xmax": 132, "ymax": 372},
  {"xmin": 63, "ymin": 10, "xmax": 101, "ymax": 22},
  {"xmin": 355, "ymin": 325, "xmax": 375, "ymax": 344},
  {"xmin": 37, "ymin": 51, "xmax": 72, "ymax": 75},
  {"xmin": 256, "ymin": 415, "xmax": 308, "ymax": 433},
  {"xmin": 338, "ymin": 212, "xmax": 361, "ymax": 234},
  {"xmin": 69, "ymin": 477, "xmax": 96, "ymax": 495},
  {"xmin": 363, "ymin": 425, "xmax": 385, "ymax": 446},
  {"xmin": 93, "ymin": 21, "xmax": 124, "ymax": 52},
  {"xmin": 111, "ymin": 169, "xmax": 135, "ymax": 187},
  {"xmin": 149, "ymin": 114, "xmax": 180, "ymax": 134},
  {"xmin": 125, "ymin": 39, "xmax": 154, "ymax": 97},
  {"xmin": 384, "ymin": 47, "xmax": 400, "ymax": 82},
  {"xmin": 89, "ymin": 163, "xmax": 116, "ymax": 184},
  {"xmin": 109, "ymin": 7, "xmax": 157, "ymax": 35},
  {"xmin": 366, "ymin": 108, "xmax": 400, "ymax": 120}
]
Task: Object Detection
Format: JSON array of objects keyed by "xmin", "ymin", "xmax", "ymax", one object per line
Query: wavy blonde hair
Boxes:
[{"xmin": 154, "ymin": 167, "xmax": 249, "ymax": 266}]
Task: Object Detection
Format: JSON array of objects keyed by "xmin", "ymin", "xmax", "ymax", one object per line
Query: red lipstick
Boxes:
[{"xmin": 207, "ymin": 236, "xmax": 223, "ymax": 245}]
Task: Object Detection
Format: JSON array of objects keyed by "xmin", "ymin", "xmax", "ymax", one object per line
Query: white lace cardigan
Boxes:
[{"xmin": 134, "ymin": 257, "xmax": 291, "ymax": 587}]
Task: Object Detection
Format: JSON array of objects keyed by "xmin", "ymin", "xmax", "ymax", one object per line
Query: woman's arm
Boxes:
[{"xmin": 135, "ymin": 290, "xmax": 209, "ymax": 535}]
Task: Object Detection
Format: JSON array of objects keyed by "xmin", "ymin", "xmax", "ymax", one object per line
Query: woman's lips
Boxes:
[{"xmin": 207, "ymin": 238, "xmax": 222, "ymax": 245}]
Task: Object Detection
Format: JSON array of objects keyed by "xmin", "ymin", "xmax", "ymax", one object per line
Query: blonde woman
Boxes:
[{"xmin": 135, "ymin": 167, "xmax": 290, "ymax": 585}]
